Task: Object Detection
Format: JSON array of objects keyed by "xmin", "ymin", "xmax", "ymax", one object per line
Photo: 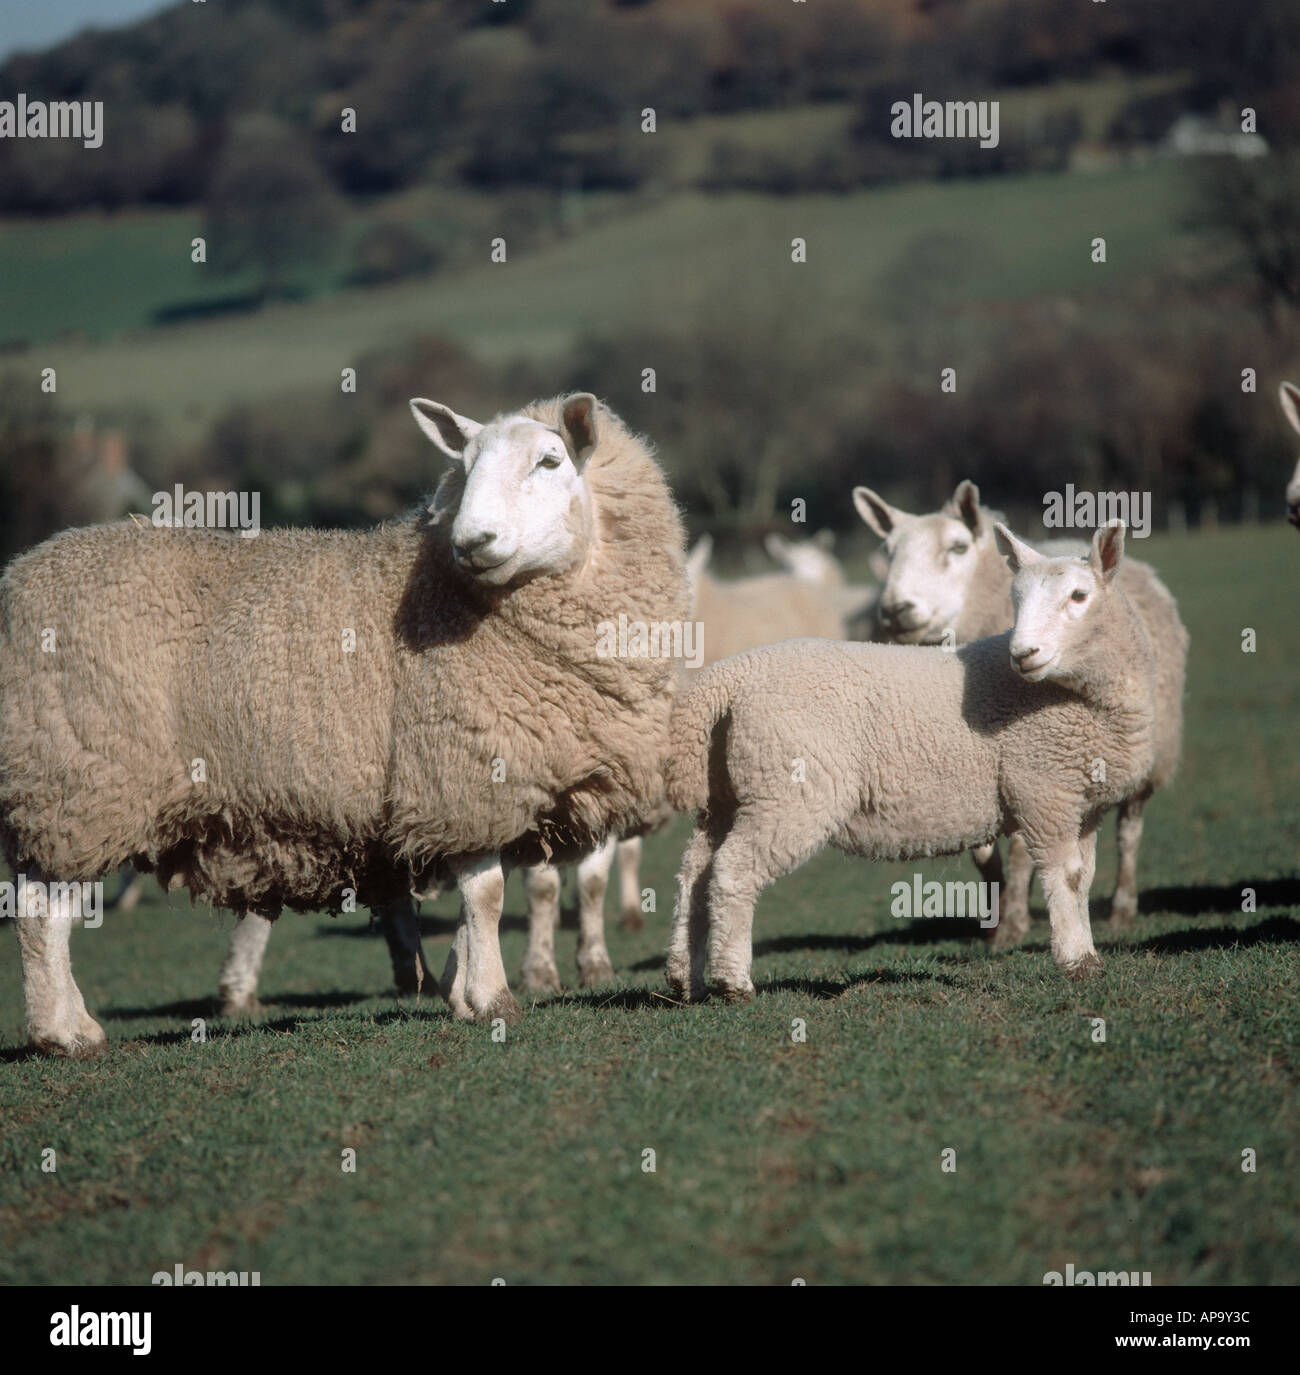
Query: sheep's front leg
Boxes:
[
  {"xmin": 576, "ymin": 834, "xmax": 617, "ymax": 987},
  {"xmin": 14, "ymin": 873, "xmax": 106, "ymax": 1057},
  {"xmin": 616, "ymin": 835, "xmax": 645, "ymax": 930},
  {"xmin": 987, "ymin": 832, "xmax": 1033, "ymax": 947},
  {"xmin": 666, "ymin": 822, "xmax": 716, "ymax": 1003},
  {"xmin": 519, "ymin": 863, "xmax": 562, "ymax": 993},
  {"xmin": 1035, "ymin": 830, "xmax": 1102, "ymax": 979},
  {"xmin": 217, "ymin": 912, "xmax": 274, "ymax": 1015},
  {"xmin": 1109, "ymin": 790, "xmax": 1149, "ymax": 927},
  {"xmin": 445, "ymin": 853, "xmax": 520, "ymax": 1024},
  {"xmin": 376, "ymin": 897, "xmax": 430, "ymax": 996}
]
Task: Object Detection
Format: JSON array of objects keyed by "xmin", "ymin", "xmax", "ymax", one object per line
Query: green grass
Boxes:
[
  {"xmin": 7, "ymin": 159, "xmax": 1194, "ymax": 447},
  {"xmin": 0, "ymin": 525, "xmax": 1296, "ymax": 1285}
]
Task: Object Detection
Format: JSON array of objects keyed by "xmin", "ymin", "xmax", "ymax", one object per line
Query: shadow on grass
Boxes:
[
  {"xmin": 100, "ymin": 989, "xmax": 381, "ymax": 1021},
  {"xmin": 1126, "ymin": 914, "xmax": 1300, "ymax": 955},
  {"xmin": 1137, "ymin": 879, "xmax": 1300, "ymax": 917}
]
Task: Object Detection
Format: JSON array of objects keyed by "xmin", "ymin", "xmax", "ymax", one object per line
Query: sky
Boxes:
[{"xmin": 0, "ymin": 0, "xmax": 174, "ymax": 62}]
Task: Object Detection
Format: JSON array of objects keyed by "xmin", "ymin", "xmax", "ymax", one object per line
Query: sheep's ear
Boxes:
[
  {"xmin": 560, "ymin": 393, "xmax": 599, "ymax": 467},
  {"xmin": 1090, "ymin": 520, "xmax": 1125, "ymax": 583},
  {"xmin": 1280, "ymin": 382, "xmax": 1300, "ymax": 437},
  {"xmin": 993, "ymin": 522, "xmax": 1041, "ymax": 573},
  {"xmin": 952, "ymin": 479, "xmax": 984, "ymax": 536},
  {"xmin": 814, "ymin": 529, "xmax": 835, "ymax": 551},
  {"xmin": 765, "ymin": 532, "xmax": 791, "ymax": 565},
  {"xmin": 410, "ymin": 399, "xmax": 482, "ymax": 462},
  {"xmin": 686, "ymin": 534, "xmax": 713, "ymax": 584},
  {"xmin": 853, "ymin": 486, "xmax": 900, "ymax": 538}
]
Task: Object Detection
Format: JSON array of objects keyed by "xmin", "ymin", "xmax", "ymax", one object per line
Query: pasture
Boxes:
[{"xmin": 0, "ymin": 522, "xmax": 1295, "ymax": 1285}]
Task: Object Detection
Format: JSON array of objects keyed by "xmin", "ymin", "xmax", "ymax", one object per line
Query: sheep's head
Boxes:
[
  {"xmin": 853, "ymin": 480, "xmax": 988, "ymax": 643},
  {"xmin": 410, "ymin": 393, "xmax": 598, "ymax": 585},
  {"xmin": 1280, "ymin": 382, "xmax": 1300, "ymax": 529},
  {"xmin": 765, "ymin": 530, "xmax": 844, "ymax": 587},
  {"xmin": 995, "ymin": 520, "xmax": 1125, "ymax": 685}
]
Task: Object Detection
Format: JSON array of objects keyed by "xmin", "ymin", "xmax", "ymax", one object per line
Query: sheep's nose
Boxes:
[
  {"xmin": 881, "ymin": 599, "xmax": 914, "ymax": 621},
  {"xmin": 454, "ymin": 530, "xmax": 496, "ymax": 562},
  {"xmin": 1011, "ymin": 644, "xmax": 1040, "ymax": 666}
]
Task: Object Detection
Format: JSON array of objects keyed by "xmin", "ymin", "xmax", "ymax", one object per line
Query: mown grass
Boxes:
[{"xmin": 0, "ymin": 524, "xmax": 1296, "ymax": 1284}]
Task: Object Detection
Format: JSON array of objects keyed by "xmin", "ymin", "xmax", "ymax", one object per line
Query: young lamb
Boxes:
[
  {"xmin": 854, "ymin": 480, "xmax": 1187, "ymax": 942},
  {"xmin": 1280, "ymin": 382, "xmax": 1300, "ymax": 528},
  {"xmin": 1, "ymin": 392, "xmax": 689, "ymax": 1054},
  {"xmin": 763, "ymin": 530, "xmax": 879, "ymax": 626},
  {"xmin": 664, "ymin": 522, "xmax": 1155, "ymax": 1002}
]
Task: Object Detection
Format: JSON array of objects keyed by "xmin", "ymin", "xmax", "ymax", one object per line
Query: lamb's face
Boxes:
[
  {"xmin": 997, "ymin": 521, "xmax": 1124, "ymax": 685},
  {"xmin": 854, "ymin": 484, "xmax": 983, "ymax": 644},
  {"xmin": 410, "ymin": 394, "xmax": 599, "ymax": 586}
]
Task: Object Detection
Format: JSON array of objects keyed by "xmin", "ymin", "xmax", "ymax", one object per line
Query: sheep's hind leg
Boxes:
[
  {"xmin": 616, "ymin": 835, "xmax": 645, "ymax": 930},
  {"xmin": 576, "ymin": 834, "xmax": 617, "ymax": 987},
  {"xmin": 1109, "ymin": 791, "xmax": 1149, "ymax": 928},
  {"xmin": 447, "ymin": 853, "xmax": 520, "ymax": 1024},
  {"xmin": 1036, "ymin": 830, "xmax": 1103, "ymax": 979},
  {"xmin": 376, "ymin": 897, "xmax": 430, "ymax": 996},
  {"xmin": 519, "ymin": 863, "xmax": 562, "ymax": 993},
  {"xmin": 667, "ymin": 820, "xmax": 726, "ymax": 1003},
  {"xmin": 14, "ymin": 873, "xmax": 106, "ymax": 1057},
  {"xmin": 987, "ymin": 831, "xmax": 1033, "ymax": 948},
  {"xmin": 217, "ymin": 912, "xmax": 274, "ymax": 1016}
]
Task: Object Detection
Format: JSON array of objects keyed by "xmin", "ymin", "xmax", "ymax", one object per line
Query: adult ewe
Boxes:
[
  {"xmin": 1, "ymin": 393, "xmax": 689, "ymax": 1054},
  {"xmin": 665, "ymin": 523, "xmax": 1155, "ymax": 1002},
  {"xmin": 854, "ymin": 480, "xmax": 1187, "ymax": 942},
  {"xmin": 1281, "ymin": 382, "xmax": 1300, "ymax": 527}
]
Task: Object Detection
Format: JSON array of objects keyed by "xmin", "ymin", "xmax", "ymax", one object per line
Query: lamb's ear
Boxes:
[
  {"xmin": 686, "ymin": 534, "xmax": 713, "ymax": 585},
  {"xmin": 1280, "ymin": 382, "xmax": 1300, "ymax": 437},
  {"xmin": 952, "ymin": 479, "xmax": 984, "ymax": 536},
  {"xmin": 410, "ymin": 399, "xmax": 482, "ymax": 462},
  {"xmin": 1090, "ymin": 520, "xmax": 1125, "ymax": 583},
  {"xmin": 560, "ymin": 392, "xmax": 599, "ymax": 467},
  {"xmin": 814, "ymin": 529, "xmax": 835, "ymax": 551},
  {"xmin": 993, "ymin": 522, "xmax": 1042, "ymax": 573},
  {"xmin": 765, "ymin": 532, "xmax": 792, "ymax": 566},
  {"xmin": 853, "ymin": 486, "xmax": 900, "ymax": 538}
]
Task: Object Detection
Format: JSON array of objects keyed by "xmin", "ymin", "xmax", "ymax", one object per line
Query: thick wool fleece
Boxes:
[
  {"xmin": 0, "ymin": 396, "xmax": 688, "ymax": 915},
  {"xmin": 693, "ymin": 571, "xmax": 846, "ymax": 668},
  {"xmin": 667, "ymin": 624, "xmax": 1155, "ymax": 860}
]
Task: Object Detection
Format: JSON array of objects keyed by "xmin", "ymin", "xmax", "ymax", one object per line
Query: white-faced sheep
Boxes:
[
  {"xmin": 665, "ymin": 523, "xmax": 1155, "ymax": 1002},
  {"xmin": 1280, "ymin": 382, "xmax": 1300, "ymax": 527},
  {"xmin": 854, "ymin": 480, "xmax": 1187, "ymax": 943},
  {"xmin": 763, "ymin": 530, "xmax": 879, "ymax": 626},
  {"xmin": 1, "ymin": 393, "xmax": 689, "ymax": 1054}
]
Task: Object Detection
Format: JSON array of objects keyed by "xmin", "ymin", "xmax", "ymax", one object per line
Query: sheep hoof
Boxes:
[
  {"xmin": 1108, "ymin": 893, "xmax": 1138, "ymax": 927},
  {"xmin": 474, "ymin": 991, "xmax": 523, "ymax": 1025},
  {"xmin": 577, "ymin": 955, "xmax": 616, "ymax": 988},
  {"xmin": 219, "ymin": 993, "xmax": 263, "ymax": 1018},
  {"xmin": 618, "ymin": 907, "xmax": 645, "ymax": 932},
  {"xmin": 1063, "ymin": 952, "xmax": 1104, "ymax": 980},
  {"xmin": 519, "ymin": 961, "xmax": 562, "ymax": 994},
  {"xmin": 717, "ymin": 981, "xmax": 755, "ymax": 1004}
]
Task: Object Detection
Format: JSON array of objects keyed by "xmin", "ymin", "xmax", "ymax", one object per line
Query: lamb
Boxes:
[
  {"xmin": 664, "ymin": 522, "xmax": 1155, "ymax": 1002},
  {"xmin": 1, "ymin": 392, "xmax": 689, "ymax": 1054},
  {"xmin": 763, "ymin": 530, "xmax": 879, "ymax": 626},
  {"xmin": 854, "ymin": 479, "xmax": 1187, "ymax": 942},
  {"xmin": 1281, "ymin": 382, "xmax": 1300, "ymax": 527}
]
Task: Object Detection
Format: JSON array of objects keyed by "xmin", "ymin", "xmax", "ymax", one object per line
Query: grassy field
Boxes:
[
  {"xmin": 6, "ymin": 159, "xmax": 1196, "ymax": 447},
  {"xmin": 0, "ymin": 524, "xmax": 1296, "ymax": 1285}
]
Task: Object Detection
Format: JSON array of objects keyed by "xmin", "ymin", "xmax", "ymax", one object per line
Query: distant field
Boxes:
[
  {"xmin": 5, "ymin": 160, "xmax": 1196, "ymax": 446},
  {"xmin": 0, "ymin": 524, "xmax": 1295, "ymax": 1285}
]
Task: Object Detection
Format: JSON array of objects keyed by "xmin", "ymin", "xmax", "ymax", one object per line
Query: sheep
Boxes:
[
  {"xmin": 854, "ymin": 480, "xmax": 1187, "ymax": 943},
  {"xmin": 1, "ymin": 392, "xmax": 689, "ymax": 1054},
  {"xmin": 1281, "ymin": 382, "xmax": 1300, "ymax": 527},
  {"xmin": 763, "ymin": 530, "xmax": 879, "ymax": 626},
  {"xmin": 664, "ymin": 522, "xmax": 1156, "ymax": 1002}
]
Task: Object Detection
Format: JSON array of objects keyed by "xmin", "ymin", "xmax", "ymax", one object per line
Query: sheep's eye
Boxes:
[
  {"xmin": 949, "ymin": 542, "xmax": 969, "ymax": 556},
  {"xmin": 537, "ymin": 453, "xmax": 563, "ymax": 470},
  {"xmin": 1071, "ymin": 589, "xmax": 1088, "ymax": 603}
]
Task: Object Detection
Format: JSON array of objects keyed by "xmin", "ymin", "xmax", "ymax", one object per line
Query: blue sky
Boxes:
[{"xmin": 1, "ymin": 0, "xmax": 174, "ymax": 62}]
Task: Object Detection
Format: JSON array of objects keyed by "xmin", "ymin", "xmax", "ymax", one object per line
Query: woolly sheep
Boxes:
[
  {"xmin": 854, "ymin": 480, "xmax": 1188, "ymax": 942},
  {"xmin": 1281, "ymin": 382, "xmax": 1300, "ymax": 527},
  {"xmin": 763, "ymin": 530, "xmax": 879, "ymax": 625},
  {"xmin": 1, "ymin": 393, "xmax": 689, "ymax": 1054},
  {"xmin": 664, "ymin": 523, "xmax": 1155, "ymax": 1001}
]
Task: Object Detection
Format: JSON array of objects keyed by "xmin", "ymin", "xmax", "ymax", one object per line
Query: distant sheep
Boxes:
[
  {"xmin": 1, "ymin": 393, "xmax": 689, "ymax": 1054},
  {"xmin": 855, "ymin": 480, "xmax": 1187, "ymax": 941},
  {"xmin": 665, "ymin": 523, "xmax": 1156, "ymax": 1001}
]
